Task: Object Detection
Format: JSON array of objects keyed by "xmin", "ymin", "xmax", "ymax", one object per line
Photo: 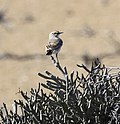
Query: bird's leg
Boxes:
[
  {"xmin": 56, "ymin": 53, "xmax": 59, "ymax": 64},
  {"xmin": 50, "ymin": 55, "xmax": 54, "ymax": 61}
]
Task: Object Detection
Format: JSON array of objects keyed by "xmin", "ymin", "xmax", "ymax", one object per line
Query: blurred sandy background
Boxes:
[{"xmin": 0, "ymin": 0, "xmax": 120, "ymax": 109}]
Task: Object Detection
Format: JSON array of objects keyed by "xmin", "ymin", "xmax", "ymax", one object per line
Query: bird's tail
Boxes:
[{"xmin": 46, "ymin": 50, "xmax": 52, "ymax": 55}]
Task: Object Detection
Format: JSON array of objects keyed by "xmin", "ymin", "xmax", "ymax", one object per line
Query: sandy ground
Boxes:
[{"xmin": 0, "ymin": 0, "xmax": 120, "ymax": 109}]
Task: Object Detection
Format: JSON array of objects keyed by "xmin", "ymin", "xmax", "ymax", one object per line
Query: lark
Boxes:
[{"xmin": 45, "ymin": 31, "xmax": 63, "ymax": 62}]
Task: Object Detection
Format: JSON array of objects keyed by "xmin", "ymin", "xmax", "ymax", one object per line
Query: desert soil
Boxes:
[{"xmin": 0, "ymin": 0, "xmax": 120, "ymax": 109}]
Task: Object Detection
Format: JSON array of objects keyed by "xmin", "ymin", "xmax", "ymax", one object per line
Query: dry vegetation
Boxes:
[{"xmin": 0, "ymin": 58, "xmax": 120, "ymax": 123}]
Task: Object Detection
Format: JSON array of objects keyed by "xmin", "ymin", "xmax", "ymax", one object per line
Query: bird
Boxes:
[{"xmin": 45, "ymin": 31, "xmax": 63, "ymax": 62}]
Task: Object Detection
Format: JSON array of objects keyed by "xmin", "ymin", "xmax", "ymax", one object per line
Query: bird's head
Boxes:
[{"xmin": 49, "ymin": 31, "xmax": 63, "ymax": 39}]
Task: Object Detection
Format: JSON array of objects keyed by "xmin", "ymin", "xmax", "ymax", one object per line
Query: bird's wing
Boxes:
[{"xmin": 48, "ymin": 39, "xmax": 63, "ymax": 50}]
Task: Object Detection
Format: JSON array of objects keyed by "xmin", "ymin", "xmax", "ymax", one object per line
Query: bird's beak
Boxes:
[{"xmin": 59, "ymin": 31, "xmax": 63, "ymax": 34}]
